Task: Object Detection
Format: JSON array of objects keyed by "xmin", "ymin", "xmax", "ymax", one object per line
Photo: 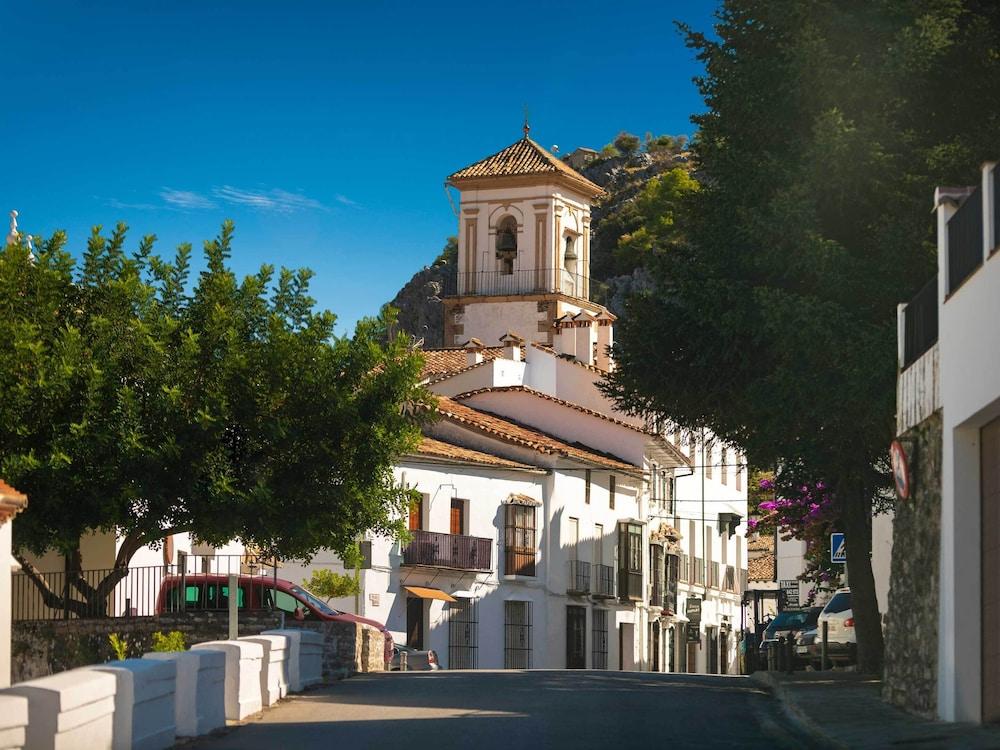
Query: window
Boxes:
[
  {"xmin": 275, "ymin": 590, "xmax": 311, "ymax": 619},
  {"xmin": 594, "ymin": 523, "xmax": 604, "ymax": 565},
  {"xmin": 618, "ymin": 521, "xmax": 643, "ymax": 600},
  {"xmin": 736, "ymin": 455, "xmax": 743, "ymax": 491},
  {"xmin": 449, "ymin": 598, "xmax": 478, "ymax": 669},
  {"xmin": 504, "ymin": 601, "xmax": 532, "ymax": 669},
  {"xmin": 592, "ymin": 609, "xmax": 608, "ymax": 669},
  {"xmin": 585, "ymin": 469, "xmax": 591, "ymax": 504},
  {"xmin": 409, "ymin": 494, "xmax": 425, "ymax": 531},
  {"xmin": 720, "ymin": 448, "xmax": 728, "ymax": 485},
  {"xmin": 450, "ymin": 498, "xmax": 465, "ymax": 535},
  {"xmin": 504, "ymin": 503, "xmax": 536, "ymax": 576},
  {"xmin": 609, "ymin": 474, "xmax": 616, "ymax": 510},
  {"xmin": 496, "ymin": 216, "xmax": 517, "ymax": 275},
  {"xmin": 705, "ymin": 441, "xmax": 714, "ymax": 480},
  {"xmin": 568, "ymin": 517, "xmax": 579, "ymax": 560}
]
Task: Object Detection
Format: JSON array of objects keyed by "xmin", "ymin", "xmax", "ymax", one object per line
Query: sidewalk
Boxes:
[{"xmin": 750, "ymin": 671, "xmax": 1000, "ymax": 749}]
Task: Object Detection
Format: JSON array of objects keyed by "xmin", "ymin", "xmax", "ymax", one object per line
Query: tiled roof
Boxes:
[
  {"xmin": 411, "ymin": 437, "xmax": 536, "ymax": 471},
  {"xmin": 420, "ymin": 346, "xmax": 521, "ymax": 381},
  {"xmin": 530, "ymin": 341, "xmax": 609, "ymax": 376},
  {"xmin": 748, "ymin": 555, "xmax": 776, "ymax": 582},
  {"xmin": 747, "ymin": 532, "xmax": 775, "ymax": 553},
  {"xmin": 454, "ymin": 385, "xmax": 652, "ymax": 435},
  {"xmin": 0, "ymin": 480, "xmax": 27, "ymax": 525},
  {"xmin": 435, "ymin": 396, "xmax": 639, "ymax": 473},
  {"xmin": 447, "ymin": 138, "xmax": 605, "ymax": 197}
]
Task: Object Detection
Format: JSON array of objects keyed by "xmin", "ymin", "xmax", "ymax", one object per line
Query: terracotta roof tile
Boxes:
[
  {"xmin": 435, "ymin": 396, "xmax": 639, "ymax": 473},
  {"xmin": 0, "ymin": 480, "xmax": 27, "ymax": 525},
  {"xmin": 748, "ymin": 555, "xmax": 776, "ymax": 582},
  {"xmin": 420, "ymin": 345, "xmax": 528, "ymax": 382},
  {"xmin": 410, "ymin": 436, "xmax": 536, "ymax": 471},
  {"xmin": 447, "ymin": 137, "xmax": 604, "ymax": 198},
  {"xmin": 747, "ymin": 532, "xmax": 775, "ymax": 553},
  {"xmin": 530, "ymin": 341, "xmax": 609, "ymax": 376}
]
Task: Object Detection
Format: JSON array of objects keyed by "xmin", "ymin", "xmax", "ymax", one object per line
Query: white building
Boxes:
[
  {"xmin": 0, "ymin": 481, "xmax": 28, "ymax": 687},
  {"xmin": 294, "ymin": 131, "xmax": 749, "ymax": 673},
  {"xmin": 891, "ymin": 161, "xmax": 1000, "ymax": 723}
]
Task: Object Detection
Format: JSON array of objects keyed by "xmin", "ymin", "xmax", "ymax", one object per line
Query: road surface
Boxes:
[{"xmin": 189, "ymin": 670, "xmax": 807, "ymax": 749}]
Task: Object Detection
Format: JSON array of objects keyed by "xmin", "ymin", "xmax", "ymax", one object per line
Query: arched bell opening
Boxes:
[{"xmin": 495, "ymin": 216, "xmax": 518, "ymax": 275}]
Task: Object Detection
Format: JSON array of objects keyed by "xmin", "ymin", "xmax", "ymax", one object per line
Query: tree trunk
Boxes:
[{"xmin": 841, "ymin": 482, "xmax": 884, "ymax": 674}]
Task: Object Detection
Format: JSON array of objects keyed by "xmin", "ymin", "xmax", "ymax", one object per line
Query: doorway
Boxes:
[
  {"xmin": 650, "ymin": 623, "xmax": 661, "ymax": 671},
  {"xmin": 982, "ymin": 416, "xmax": 1000, "ymax": 722},
  {"xmin": 566, "ymin": 606, "xmax": 586, "ymax": 669},
  {"xmin": 406, "ymin": 596, "xmax": 425, "ymax": 650}
]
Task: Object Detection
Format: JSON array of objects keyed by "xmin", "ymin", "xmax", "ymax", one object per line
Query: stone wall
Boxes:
[
  {"xmin": 883, "ymin": 410, "xmax": 942, "ymax": 717},
  {"xmin": 286, "ymin": 621, "xmax": 386, "ymax": 680},
  {"xmin": 11, "ymin": 610, "xmax": 282, "ymax": 684}
]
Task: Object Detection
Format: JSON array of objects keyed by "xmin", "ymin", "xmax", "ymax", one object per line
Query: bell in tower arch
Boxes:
[{"xmin": 495, "ymin": 217, "xmax": 518, "ymax": 275}]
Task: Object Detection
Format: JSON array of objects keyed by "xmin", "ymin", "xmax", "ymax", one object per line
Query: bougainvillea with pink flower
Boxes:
[{"xmin": 749, "ymin": 473, "xmax": 843, "ymax": 603}]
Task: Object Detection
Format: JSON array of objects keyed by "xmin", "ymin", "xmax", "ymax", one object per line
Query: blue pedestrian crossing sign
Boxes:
[{"xmin": 831, "ymin": 533, "xmax": 846, "ymax": 564}]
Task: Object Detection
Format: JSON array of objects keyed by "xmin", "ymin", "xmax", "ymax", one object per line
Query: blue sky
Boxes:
[{"xmin": 4, "ymin": 1, "xmax": 718, "ymax": 334}]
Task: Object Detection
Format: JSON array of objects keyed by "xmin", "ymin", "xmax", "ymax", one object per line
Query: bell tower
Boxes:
[{"xmin": 442, "ymin": 127, "xmax": 611, "ymax": 348}]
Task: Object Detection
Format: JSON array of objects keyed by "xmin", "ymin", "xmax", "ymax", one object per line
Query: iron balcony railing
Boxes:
[
  {"xmin": 618, "ymin": 569, "xmax": 643, "ymax": 602},
  {"xmin": 691, "ymin": 557, "xmax": 705, "ymax": 586},
  {"xmin": 592, "ymin": 564, "xmax": 615, "ymax": 598},
  {"xmin": 722, "ymin": 565, "xmax": 737, "ymax": 593},
  {"xmin": 948, "ymin": 185, "xmax": 983, "ymax": 295},
  {"xmin": 401, "ymin": 530, "xmax": 492, "ymax": 572},
  {"xmin": 444, "ymin": 267, "xmax": 608, "ymax": 305},
  {"xmin": 568, "ymin": 560, "xmax": 591, "ymax": 594},
  {"xmin": 902, "ymin": 276, "xmax": 939, "ymax": 369},
  {"xmin": 12, "ymin": 554, "xmax": 278, "ymax": 621},
  {"xmin": 708, "ymin": 561, "xmax": 721, "ymax": 589}
]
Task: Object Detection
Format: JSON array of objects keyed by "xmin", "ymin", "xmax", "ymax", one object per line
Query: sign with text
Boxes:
[
  {"xmin": 686, "ymin": 597, "xmax": 702, "ymax": 625},
  {"xmin": 686, "ymin": 622, "xmax": 701, "ymax": 643},
  {"xmin": 831, "ymin": 532, "xmax": 846, "ymax": 564},
  {"xmin": 780, "ymin": 579, "xmax": 800, "ymax": 608}
]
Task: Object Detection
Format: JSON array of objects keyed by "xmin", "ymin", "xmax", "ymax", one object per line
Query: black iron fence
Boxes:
[
  {"xmin": 401, "ymin": 530, "xmax": 492, "ymax": 572},
  {"xmin": 443, "ymin": 268, "xmax": 608, "ymax": 304},
  {"xmin": 948, "ymin": 186, "xmax": 983, "ymax": 294},
  {"xmin": 13, "ymin": 554, "xmax": 278, "ymax": 621},
  {"xmin": 568, "ymin": 559, "xmax": 591, "ymax": 594},
  {"xmin": 902, "ymin": 276, "xmax": 939, "ymax": 369},
  {"xmin": 592, "ymin": 564, "xmax": 615, "ymax": 598}
]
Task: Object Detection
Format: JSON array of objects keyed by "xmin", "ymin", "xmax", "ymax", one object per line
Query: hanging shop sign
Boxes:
[
  {"xmin": 685, "ymin": 597, "xmax": 702, "ymax": 625},
  {"xmin": 890, "ymin": 439, "xmax": 911, "ymax": 500}
]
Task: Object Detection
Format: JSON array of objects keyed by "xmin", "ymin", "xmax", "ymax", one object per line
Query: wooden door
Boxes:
[
  {"xmin": 450, "ymin": 498, "xmax": 463, "ymax": 535},
  {"xmin": 566, "ymin": 606, "xmax": 586, "ymax": 669},
  {"xmin": 406, "ymin": 596, "xmax": 424, "ymax": 650},
  {"xmin": 982, "ymin": 417, "xmax": 1000, "ymax": 722},
  {"xmin": 409, "ymin": 495, "xmax": 423, "ymax": 531}
]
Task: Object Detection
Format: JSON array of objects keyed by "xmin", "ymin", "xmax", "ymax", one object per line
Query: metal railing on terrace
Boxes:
[
  {"xmin": 902, "ymin": 276, "xmax": 939, "ymax": 369},
  {"xmin": 444, "ymin": 268, "xmax": 608, "ymax": 305},
  {"xmin": 722, "ymin": 565, "xmax": 737, "ymax": 593},
  {"xmin": 13, "ymin": 554, "xmax": 278, "ymax": 621},
  {"xmin": 708, "ymin": 561, "xmax": 721, "ymax": 589},
  {"xmin": 592, "ymin": 564, "xmax": 615, "ymax": 598},
  {"xmin": 948, "ymin": 185, "xmax": 983, "ymax": 295},
  {"xmin": 568, "ymin": 560, "xmax": 591, "ymax": 594},
  {"xmin": 691, "ymin": 557, "xmax": 705, "ymax": 586},
  {"xmin": 401, "ymin": 530, "xmax": 492, "ymax": 572}
]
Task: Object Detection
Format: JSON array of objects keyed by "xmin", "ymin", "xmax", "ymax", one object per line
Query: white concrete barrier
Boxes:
[
  {"xmin": 142, "ymin": 650, "xmax": 225, "ymax": 737},
  {"xmin": 89, "ymin": 659, "xmax": 175, "ymax": 750},
  {"xmin": 192, "ymin": 640, "xmax": 263, "ymax": 721},
  {"xmin": 240, "ymin": 634, "xmax": 288, "ymax": 704},
  {"xmin": 0, "ymin": 694, "xmax": 29, "ymax": 750},
  {"xmin": 299, "ymin": 629, "xmax": 324, "ymax": 688},
  {"xmin": 261, "ymin": 629, "xmax": 302, "ymax": 692},
  {"xmin": 2, "ymin": 668, "xmax": 116, "ymax": 750}
]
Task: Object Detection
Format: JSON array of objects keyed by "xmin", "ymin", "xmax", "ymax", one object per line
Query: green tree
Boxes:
[
  {"xmin": 615, "ymin": 168, "xmax": 700, "ymax": 269},
  {"xmin": 302, "ymin": 567, "xmax": 360, "ymax": 602},
  {"xmin": 1, "ymin": 221, "xmax": 431, "ymax": 614},
  {"xmin": 604, "ymin": 1, "xmax": 1000, "ymax": 672},
  {"xmin": 613, "ymin": 131, "xmax": 642, "ymax": 157}
]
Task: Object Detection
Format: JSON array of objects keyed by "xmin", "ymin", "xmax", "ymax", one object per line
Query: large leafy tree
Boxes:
[
  {"xmin": 604, "ymin": 0, "xmax": 1000, "ymax": 672},
  {"xmin": 0, "ymin": 221, "xmax": 430, "ymax": 614}
]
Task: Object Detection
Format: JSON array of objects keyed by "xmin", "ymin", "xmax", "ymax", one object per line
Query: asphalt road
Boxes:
[{"xmin": 188, "ymin": 670, "xmax": 808, "ymax": 749}]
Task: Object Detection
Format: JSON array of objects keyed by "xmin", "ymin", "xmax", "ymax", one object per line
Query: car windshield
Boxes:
[
  {"xmin": 823, "ymin": 592, "xmax": 851, "ymax": 614},
  {"xmin": 289, "ymin": 585, "xmax": 337, "ymax": 615},
  {"xmin": 805, "ymin": 608, "xmax": 821, "ymax": 627},
  {"xmin": 766, "ymin": 611, "xmax": 810, "ymax": 636}
]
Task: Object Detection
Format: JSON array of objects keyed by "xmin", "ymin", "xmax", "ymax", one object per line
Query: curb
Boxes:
[{"xmin": 749, "ymin": 672, "xmax": 844, "ymax": 750}]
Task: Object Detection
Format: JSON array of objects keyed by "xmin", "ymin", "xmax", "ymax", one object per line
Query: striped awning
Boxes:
[{"xmin": 403, "ymin": 586, "xmax": 457, "ymax": 602}]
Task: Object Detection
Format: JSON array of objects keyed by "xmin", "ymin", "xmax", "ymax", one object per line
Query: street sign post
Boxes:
[{"xmin": 830, "ymin": 532, "xmax": 846, "ymax": 564}]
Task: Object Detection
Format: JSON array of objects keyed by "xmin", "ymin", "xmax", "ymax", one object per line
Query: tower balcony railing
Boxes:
[{"xmin": 443, "ymin": 268, "xmax": 608, "ymax": 305}]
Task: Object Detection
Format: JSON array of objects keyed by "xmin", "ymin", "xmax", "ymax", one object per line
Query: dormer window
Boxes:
[{"xmin": 496, "ymin": 216, "xmax": 517, "ymax": 275}]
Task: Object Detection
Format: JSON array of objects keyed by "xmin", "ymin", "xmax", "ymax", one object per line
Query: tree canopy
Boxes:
[
  {"xmin": 604, "ymin": 0, "xmax": 1000, "ymax": 671},
  {"xmin": 1, "ymin": 221, "xmax": 430, "ymax": 610}
]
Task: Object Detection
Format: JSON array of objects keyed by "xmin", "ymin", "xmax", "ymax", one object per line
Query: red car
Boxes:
[{"xmin": 156, "ymin": 573, "xmax": 393, "ymax": 665}]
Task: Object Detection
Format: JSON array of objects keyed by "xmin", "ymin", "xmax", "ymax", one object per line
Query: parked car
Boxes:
[
  {"xmin": 758, "ymin": 607, "xmax": 822, "ymax": 667},
  {"xmin": 155, "ymin": 574, "xmax": 394, "ymax": 665},
  {"xmin": 795, "ymin": 626, "xmax": 819, "ymax": 667},
  {"xmin": 389, "ymin": 644, "xmax": 440, "ymax": 671},
  {"xmin": 815, "ymin": 588, "xmax": 856, "ymax": 665}
]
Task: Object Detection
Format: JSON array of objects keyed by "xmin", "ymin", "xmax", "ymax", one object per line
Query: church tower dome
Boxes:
[{"xmin": 441, "ymin": 129, "xmax": 612, "ymax": 348}]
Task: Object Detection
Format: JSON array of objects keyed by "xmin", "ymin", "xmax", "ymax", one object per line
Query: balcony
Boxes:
[
  {"xmin": 568, "ymin": 560, "xmax": 591, "ymax": 595},
  {"xmin": 649, "ymin": 577, "xmax": 664, "ymax": 608},
  {"xmin": 618, "ymin": 569, "xmax": 643, "ymax": 602},
  {"xmin": 708, "ymin": 562, "xmax": 720, "ymax": 589},
  {"xmin": 444, "ymin": 268, "xmax": 608, "ymax": 305},
  {"xmin": 401, "ymin": 530, "xmax": 492, "ymax": 572},
  {"xmin": 947, "ymin": 185, "xmax": 983, "ymax": 295},
  {"xmin": 592, "ymin": 564, "xmax": 615, "ymax": 599},
  {"xmin": 722, "ymin": 565, "xmax": 737, "ymax": 593}
]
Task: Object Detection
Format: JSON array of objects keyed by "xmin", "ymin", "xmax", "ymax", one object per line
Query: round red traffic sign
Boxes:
[{"xmin": 890, "ymin": 440, "xmax": 910, "ymax": 500}]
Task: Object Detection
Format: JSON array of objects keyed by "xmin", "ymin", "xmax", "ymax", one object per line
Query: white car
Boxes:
[{"xmin": 816, "ymin": 588, "xmax": 856, "ymax": 664}]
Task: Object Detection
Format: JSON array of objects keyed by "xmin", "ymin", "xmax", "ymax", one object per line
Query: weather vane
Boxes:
[{"xmin": 522, "ymin": 105, "xmax": 530, "ymax": 138}]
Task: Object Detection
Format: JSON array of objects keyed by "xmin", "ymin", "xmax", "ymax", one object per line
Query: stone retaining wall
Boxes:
[
  {"xmin": 882, "ymin": 410, "xmax": 941, "ymax": 717},
  {"xmin": 286, "ymin": 621, "xmax": 386, "ymax": 680},
  {"xmin": 11, "ymin": 610, "xmax": 282, "ymax": 684}
]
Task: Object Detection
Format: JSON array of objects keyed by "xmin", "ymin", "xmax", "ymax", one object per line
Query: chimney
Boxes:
[
  {"xmin": 554, "ymin": 314, "xmax": 576, "ymax": 358},
  {"xmin": 463, "ymin": 337, "xmax": 485, "ymax": 366},
  {"xmin": 499, "ymin": 331, "xmax": 524, "ymax": 362},
  {"xmin": 573, "ymin": 311, "xmax": 597, "ymax": 365},
  {"xmin": 595, "ymin": 310, "xmax": 617, "ymax": 371}
]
